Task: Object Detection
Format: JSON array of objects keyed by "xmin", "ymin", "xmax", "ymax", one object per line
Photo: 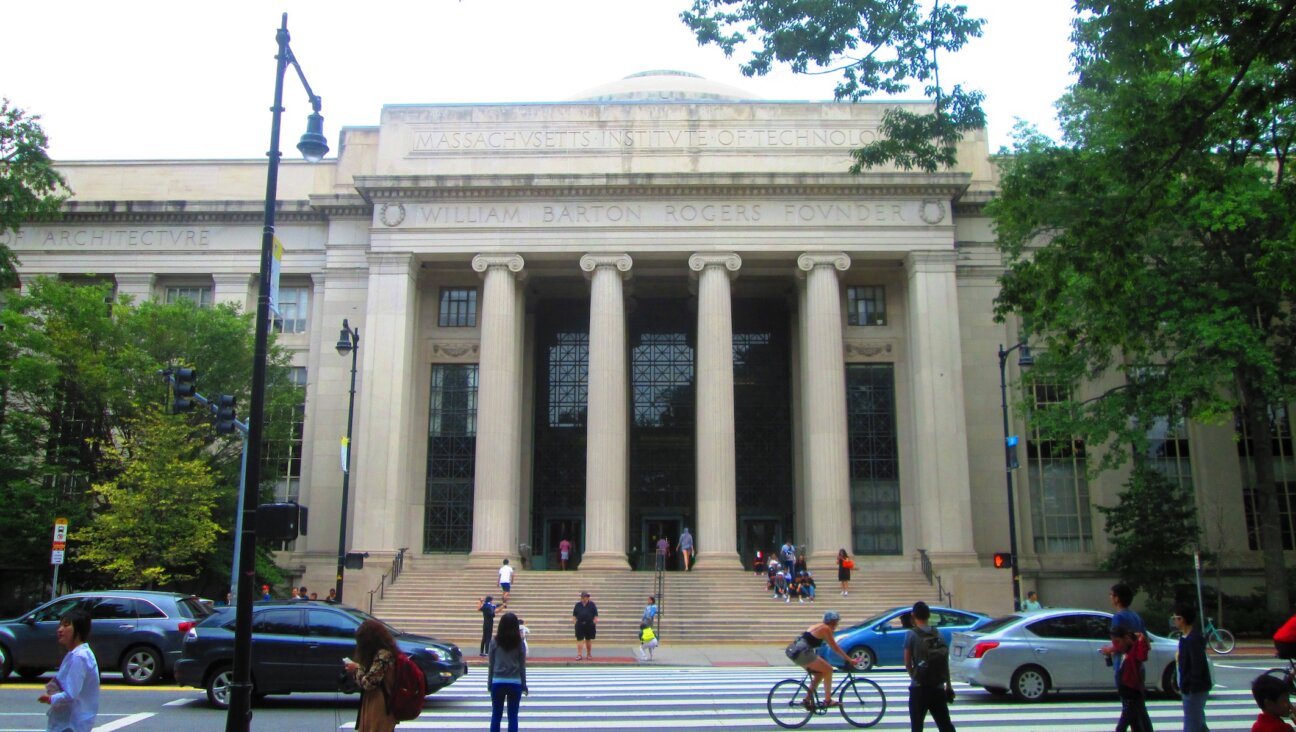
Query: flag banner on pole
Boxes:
[{"xmin": 340, "ymin": 436, "xmax": 349, "ymax": 473}]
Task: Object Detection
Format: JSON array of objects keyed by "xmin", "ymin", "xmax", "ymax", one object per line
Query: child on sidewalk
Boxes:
[{"xmin": 639, "ymin": 624, "xmax": 659, "ymax": 661}]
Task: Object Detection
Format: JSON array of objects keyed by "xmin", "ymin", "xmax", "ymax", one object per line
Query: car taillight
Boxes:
[
  {"xmin": 970, "ymin": 641, "xmax": 1000, "ymax": 659},
  {"xmin": 178, "ymin": 621, "xmax": 196, "ymax": 633}
]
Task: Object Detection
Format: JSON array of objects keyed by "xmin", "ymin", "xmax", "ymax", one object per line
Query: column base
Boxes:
[
  {"xmin": 465, "ymin": 551, "xmax": 521, "ymax": 569},
  {"xmin": 690, "ymin": 551, "xmax": 744, "ymax": 571},
  {"xmin": 574, "ymin": 552, "xmax": 631, "ymax": 571}
]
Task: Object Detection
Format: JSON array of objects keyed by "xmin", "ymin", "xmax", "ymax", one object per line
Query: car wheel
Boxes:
[
  {"xmin": 16, "ymin": 667, "xmax": 44, "ymax": 681},
  {"xmin": 1161, "ymin": 664, "xmax": 1180, "ymax": 698},
  {"xmin": 121, "ymin": 646, "xmax": 163, "ymax": 685},
  {"xmin": 1010, "ymin": 665, "xmax": 1050, "ymax": 702},
  {"xmin": 0, "ymin": 646, "xmax": 11, "ymax": 681},
  {"xmin": 847, "ymin": 646, "xmax": 877, "ymax": 672},
  {"xmin": 206, "ymin": 665, "xmax": 235, "ymax": 709}
]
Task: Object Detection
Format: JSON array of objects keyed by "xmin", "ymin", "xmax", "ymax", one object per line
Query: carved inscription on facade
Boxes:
[
  {"xmin": 0, "ymin": 228, "xmax": 212, "ymax": 249},
  {"xmin": 378, "ymin": 201, "xmax": 930, "ymax": 229},
  {"xmin": 410, "ymin": 127, "xmax": 878, "ymax": 154}
]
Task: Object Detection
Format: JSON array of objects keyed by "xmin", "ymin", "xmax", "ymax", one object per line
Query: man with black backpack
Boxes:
[{"xmin": 904, "ymin": 601, "xmax": 956, "ymax": 731}]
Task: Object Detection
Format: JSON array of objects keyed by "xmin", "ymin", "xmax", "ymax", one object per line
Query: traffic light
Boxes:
[
  {"xmin": 214, "ymin": 394, "xmax": 237, "ymax": 434},
  {"xmin": 172, "ymin": 368, "xmax": 197, "ymax": 414},
  {"xmin": 1005, "ymin": 435, "xmax": 1020, "ymax": 470},
  {"xmin": 992, "ymin": 552, "xmax": 1013, "ymax": 569}
]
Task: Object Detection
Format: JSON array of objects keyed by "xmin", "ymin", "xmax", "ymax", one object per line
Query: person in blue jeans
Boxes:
[
  {"xmin": 1100, "ymin": 583, "xmax": 1147, "ymax": 732},
  {"xmin": 1175, "ymin": 602, "xmax": 1212, "ymax": 731},
  {"xmin": 487, "ymin": 612, "xmax": 528, "ymax": 732}
]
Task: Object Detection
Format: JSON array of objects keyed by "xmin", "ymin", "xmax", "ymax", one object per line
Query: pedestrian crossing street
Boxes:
[{"xmin": 340, "ymin": 666, "xmax": 1264, "ymax": 730}]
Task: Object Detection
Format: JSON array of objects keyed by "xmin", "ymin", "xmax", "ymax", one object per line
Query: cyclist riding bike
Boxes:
[{"xmin": 786, "ymin": 611, "xmax": 858, "ymax": 710}]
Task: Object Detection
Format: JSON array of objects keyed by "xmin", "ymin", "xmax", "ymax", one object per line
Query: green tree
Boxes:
[
  {"xmin": 0, "ymin": 277, "xmax": 301, "ymax": 594},
  {"xmin": 681, "ymin": 0, "xmax": 986, "ymax": 171},
  {"xmin": 991, "ymin": 2, "xmax": 1296, "ymax": 614},
  {"xmin": 0, "ymin": 100, "xmax": 69, "ymax": 289},
  {"xmin": 76, "ymin": 412, "xmax": 223, "ymax": 587},
  {"xmin": 1097, "ymin": 465, "xmax": 1205, "ymax": 604}
]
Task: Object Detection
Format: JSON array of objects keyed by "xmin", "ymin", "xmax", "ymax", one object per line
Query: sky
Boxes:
[{"xmin": 1, "ymin": 0, "xmax": 1077, "ymax": 161}]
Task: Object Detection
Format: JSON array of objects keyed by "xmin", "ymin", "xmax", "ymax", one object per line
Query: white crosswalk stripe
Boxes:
[{"xmin": 335, "ymin": 666, "xmax": 1263, "ymax": 730}]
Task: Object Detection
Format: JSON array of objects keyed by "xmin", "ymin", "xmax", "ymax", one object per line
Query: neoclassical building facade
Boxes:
[{"xmin": 6, "ymin": 72, "xmax": 1280, "ymax": 611}]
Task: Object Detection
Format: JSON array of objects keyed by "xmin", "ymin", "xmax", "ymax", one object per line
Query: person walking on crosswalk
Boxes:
[{"xmin": 905, "ymin": 601, "xmax": 956, "ymax": 732}]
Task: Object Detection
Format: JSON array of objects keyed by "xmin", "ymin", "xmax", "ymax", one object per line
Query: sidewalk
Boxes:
[
  {"xmin": 472, "ymin": 642, "xmax": 790, "ymax": 668},
  {"xmin": 467, "ymin": 639, "xmax": 1283, "ymax": 669}
]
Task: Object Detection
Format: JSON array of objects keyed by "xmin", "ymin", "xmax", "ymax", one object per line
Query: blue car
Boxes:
[{"xmin": 821, "ymin": 605, "xmax": 993, "ymax": 671}]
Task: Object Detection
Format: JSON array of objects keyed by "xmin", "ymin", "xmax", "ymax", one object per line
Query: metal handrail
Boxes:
[
  {"xmin": 918, "ymin": 549, "xmax": 953, "ymax": 605},
  {"xmin": 918, "ymin": 549, "xmax": 935, "ymax": 585},
  {"xmin": 366, "ymin": 548, "xmax": 408, "ymax": 614},
  {"xmin": 653, "ymin": 553, "xmax": 666, "ymax": 640}
]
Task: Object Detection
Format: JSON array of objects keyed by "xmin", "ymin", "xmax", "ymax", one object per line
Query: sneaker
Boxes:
[
  {"xmin": 799, "ymin": 598, "xmax": 805, "ymax": 604},
  {"xmin": 844, "ymin": 591, "xmax": 849, "ymax": 596},
  {"xmin": 785, "ymin": 597, "xmax": 791, "ymax": 603}
]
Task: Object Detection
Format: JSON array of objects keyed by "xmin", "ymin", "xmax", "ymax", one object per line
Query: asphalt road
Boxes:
[{"xmin": 0, "ymin": 656, "xmax": 1286, "ymax": 731}]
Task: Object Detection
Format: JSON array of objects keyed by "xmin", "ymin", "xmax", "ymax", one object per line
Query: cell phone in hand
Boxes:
[{"xmin": 342, "ymin": 657, "xmax": 353, "ymax": 666}]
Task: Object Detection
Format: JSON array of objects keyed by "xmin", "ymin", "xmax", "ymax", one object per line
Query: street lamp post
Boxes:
[
  {"xmin": 334, "ymin": 319, "xmax": 359, "ymax": 604},
  {"xmin": 227, "ymin": 13, "xmax": 327, "ymax": 732},
  {"xmin": 998, "ymin": 341, "xmax": 1033, "ymax": 612}
]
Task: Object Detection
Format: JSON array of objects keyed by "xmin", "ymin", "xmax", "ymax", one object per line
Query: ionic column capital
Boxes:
[
  {"xmin": 796, "ymin": 252, "xmax": 851, "ymax": 274},
  {"xmin": 688, "ymin": 252, "xmax": 742, "ymax": 280},
  {"xmin": 579, "ymin": 253, "xmax": 633, "ymax": 279},
  {"xmin": 472, "ymin": 253, "xmax": 526, "ymax": 276}
]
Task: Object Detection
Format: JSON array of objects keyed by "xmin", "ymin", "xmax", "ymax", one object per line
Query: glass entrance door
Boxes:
[
  {"xmin": 741, "ymin": 518, "xmax": 781, "ymax": 572},
  {"xmin": 641, "ymin": 518, "xmax": 682, "ymax": 570},
  {"xmin": 540, "ymin": 518, "xmax": 582, "ymax": 571}
]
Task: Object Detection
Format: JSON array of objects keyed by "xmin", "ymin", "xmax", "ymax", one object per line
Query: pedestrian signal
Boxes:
[{"xmin": 992, "ymin": 552, "xmax": 1012, "ymax": 569}]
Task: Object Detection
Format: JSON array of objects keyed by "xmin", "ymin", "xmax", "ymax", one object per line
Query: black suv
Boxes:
[
  {"xmin": 174, "ymin": 601, "xmax": 467, "ymax": 708},
  {"xmin": 0, "ymin": 590, "xmax": 213, "ymax": 684}
]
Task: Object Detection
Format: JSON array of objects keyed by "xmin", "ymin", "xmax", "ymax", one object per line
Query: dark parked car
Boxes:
[
  {"xmin": 0, "ymin": 590, "xmax": 213, "ymax": 685},
  {"xmin": 174, "ymin": 601, "xmax": 468, "ymax": 708}
]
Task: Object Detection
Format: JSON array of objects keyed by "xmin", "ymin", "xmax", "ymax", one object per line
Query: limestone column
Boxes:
[
  {"xmin": 212, "ymin": 273, "xmax": 255, "ymax": 309},
  {"xmin": 688, "ymin": 252, "xmax": 743, "ymax": 570},
  {"xmin": 579, "ymin": 253, "xmax": 633, "ymax": 570},
  {"xmin": 468, "ymin": 254, "xmax": 526, "ymax": 566},
  {"xmin": 114, "ymin": 273, "xmax": 155, "ymax": 304},
  {"xmin": 905, "ymin": 251, "xmax": 977, "ymax": 561},
  {"xmin": 797, "ymin": 253, "xmax": 854, "ymax": 566},
  {"xmin": 351, "ymin": 252, "xmax": 418, "ymax": 554}
]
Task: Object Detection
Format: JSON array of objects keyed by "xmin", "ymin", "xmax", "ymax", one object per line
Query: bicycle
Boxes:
[
  {"xmin": 1166, "ymin": 615, "xmax": 1236, "ymax": 654},
  {"xmin": 1262, "ymin": 657, "xmax": 1296, "ymax": 700},
  {"xmin": 766, "ymin": 665, "xmax": 886, "ymax": 729}
]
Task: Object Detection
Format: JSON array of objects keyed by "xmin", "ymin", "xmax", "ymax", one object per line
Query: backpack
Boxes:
[
  {"xmin": 911, "ymin": 627, "xmax": 949, "ymax": 687},
  {"xmin": 385, "ymin": 652, "xmax": 428, "ymax": 722}
]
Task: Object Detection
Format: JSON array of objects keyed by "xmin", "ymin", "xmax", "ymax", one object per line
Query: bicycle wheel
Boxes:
[
  {"xmin": 838, "ymin": 676, "xmax": 887, "ymax": 728},
  {"xmin": 767, "ymin": 678, "xmax": 813, "ymax": 729},
  {"xmin": 1208, "ymin": 628, "xmax": 1235, "ymax": 654}
]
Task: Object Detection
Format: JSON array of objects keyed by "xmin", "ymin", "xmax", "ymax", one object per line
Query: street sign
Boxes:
[
  {"xmin": 51, "ymin": 550, "xmax": 65, "ymax": 565},
  {"xmin": 53, "ymin": 518, "xmax": 68, "ymax": 543},
  {"xmin": 52, "ymin": 541, "xmax": 65, "ymax": 551}
]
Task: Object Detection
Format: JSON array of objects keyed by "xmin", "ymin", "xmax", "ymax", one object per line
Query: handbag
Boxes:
[{"xmin": 785, "ymin": 636, "xmax": 811, "ymax": 660}]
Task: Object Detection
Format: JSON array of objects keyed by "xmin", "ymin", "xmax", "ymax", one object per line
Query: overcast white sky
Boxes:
[{"xmin": 1, "ymin": 0, "xmax": 1076, "ymax": 161}]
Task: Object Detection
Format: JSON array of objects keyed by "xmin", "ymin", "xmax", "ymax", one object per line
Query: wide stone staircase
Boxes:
[{"xmin": 370, "ymin": 562, "xmax": 941, "ymax": 650}]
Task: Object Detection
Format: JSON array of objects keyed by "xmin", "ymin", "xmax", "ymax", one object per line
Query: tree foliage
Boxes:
[
  {"xmin": 990, "ymin": 1, "xmax": 1296, "ymax": 613},
  {"xmin": 0, "ymin": 277, "xmax": 300, "ymax": 595},
  {"xmin": 0, "ymin": 100, "xmax": 69, "ymax": 289},
  {"xmin": 76, "ymin": 412, "xmax": 223, "ymax": 587},
  {"xmin": 681, "ymin": 0, "xmax": 986, "ymax": 171},
  {"xmin": 1097, "ymin": 465, "xmax": 1205, "ymax": 604}
]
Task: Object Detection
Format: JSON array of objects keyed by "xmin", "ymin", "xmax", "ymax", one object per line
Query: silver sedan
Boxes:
[{"xmin": 950, "ymin": 608, "xmax": 1179, "ymax": 702}]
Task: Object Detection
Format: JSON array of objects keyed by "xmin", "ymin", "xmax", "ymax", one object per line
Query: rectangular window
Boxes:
[
  {"xmin": 846, "ymin": 364, "xmax": 902, "ymax": 555},
  {"xmin": 1142, "ymin": 414, "xmax": 1193, "ymax": 492},
  {"xmin": 425, "ymin": 364, "xmax": 479, "ymax": 552},
  {"xmin": 264, "ymin": 366, "xmax": 307, "ymax": 551},
  {"xmin": 438, "ymin": 288, "xmax": 478, "ymax": 328},
  {"xmin": 1238, "ymin": 405, "xmax": 1296, "ymax": 550},
  {"xmin": 1026, "ymin": 383, "xmax": 1093, "ymax": 553},
  {"xmin": 272, "ymin": 286, "xmax": 310, "ymax": 333},
  {"xmin": 165, "ymin": 286, "xmax": 212, "ymax": 308},
  {"xmin": 847, "ymin": 286, "xmax": 886, "ymax": 326}
]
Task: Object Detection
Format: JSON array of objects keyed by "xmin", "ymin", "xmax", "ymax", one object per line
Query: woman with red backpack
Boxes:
[{"xmin": 345, "ymin": 619, "xmax": 399, "ymax": 732}]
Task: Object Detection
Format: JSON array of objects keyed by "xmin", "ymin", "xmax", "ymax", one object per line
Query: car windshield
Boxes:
[
  {"xmin": 839, "ymin": 609, "xmax": 900, "ymax": 633},
  {"xmin": 971, "ymin": 614, "xmax": 1024, "ymax": 634},
  {"xmin": 335, "ymin": 606, "xmax": 405, "ymax": 636}
]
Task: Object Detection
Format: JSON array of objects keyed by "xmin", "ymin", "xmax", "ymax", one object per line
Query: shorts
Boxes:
[
  {"xmin": 561, "ymin": 551, "xmax": 570, "ymax": 560},
  {"xmin": 575, "ymin": 621, "xmax": 596, "ymax": 641},
  {"xmin": 501, "ymin": 582, "xmax": 511, "ymax": 592},
  {"xmin": 791, "ymin": 648, "xmax": 819, "ymax": 668}
]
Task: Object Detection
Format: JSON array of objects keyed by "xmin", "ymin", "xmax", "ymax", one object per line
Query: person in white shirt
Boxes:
[
  {"xmin": 38, "ymin": 608, "xmax": 99, "ymax": 732},
  {"xmin": 499, "ymin": 558, "xmax": 515, "ymax": 605},
  {"xmin": 518, "ymin": 617, "xmax": 530, "ymax": 657}
]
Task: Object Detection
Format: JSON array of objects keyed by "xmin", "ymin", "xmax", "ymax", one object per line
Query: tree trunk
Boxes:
[{"xmin": 1240, "ymin": 386, "xmax": 1291, "ymax": 616}]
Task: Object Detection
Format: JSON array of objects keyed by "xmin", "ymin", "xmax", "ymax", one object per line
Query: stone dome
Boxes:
[{"xmin": 569, "ymin": 70, "xmax": 761, "ymax": 102}]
